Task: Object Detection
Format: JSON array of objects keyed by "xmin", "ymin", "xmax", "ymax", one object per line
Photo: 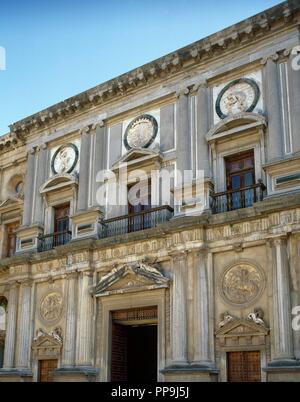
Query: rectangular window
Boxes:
[
  {"xmin": 6, "ymin": 222, "xmax": 19, "ymax": 257},
  {"xmin": 225, "ymin": 150, "xmax": 255, "ymax": 209}
]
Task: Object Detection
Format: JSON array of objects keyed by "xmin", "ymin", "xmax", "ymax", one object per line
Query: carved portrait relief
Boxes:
[
  {"xmin": 215, "ymin": 78, "xmax": 260, "ymax": 119},
  {"xmin": 51, "ymin": 143, "xmax": 79, "ymax": 175},
  {"xmin": 219, "ymin": 262, "xmax": 265, "ymax": 307},
  {"xmin": 39, "ymin": 292, "xmax": 63, "ymax": 324},
  {"xmin": 124, "ymin": 114, "xmax": 158, "ymax": 150}
]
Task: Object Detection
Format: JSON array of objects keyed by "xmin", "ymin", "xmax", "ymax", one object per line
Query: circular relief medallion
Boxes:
[
  {"xmin": 40, "ymin": 292, "xmax": 63, "ymax": 324},
  {"xmin": 215, "ymin": 78, "xmax": 260, "ymax": 119},
  {"xmin": 219, "ymin": 263, "xmax": 265, "ymax": 307},
  {"xmin": 51, "ymin": 143, "xmax": 79, "ymax": 175},
  {"xmin": 124, "ymin": 114, "xmax": 158, "ymax": 150}
]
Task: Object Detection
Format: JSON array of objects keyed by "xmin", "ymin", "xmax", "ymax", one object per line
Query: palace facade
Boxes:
[{"xmin": 1, "ymin": 0, "xmax": 300, "ymax": 382}]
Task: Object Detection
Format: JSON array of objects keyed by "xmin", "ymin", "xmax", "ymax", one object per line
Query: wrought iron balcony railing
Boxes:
[
  {"xmin": 99, "ymin": 205, "xmax": 174, "ymax": 239},
  {"xmin": 211, "ymin": 181, "xmax": 266, "ymax": 214},
  {"xmin": 37, "ymin": 230, "xmax": 72, "ymax": 252}
]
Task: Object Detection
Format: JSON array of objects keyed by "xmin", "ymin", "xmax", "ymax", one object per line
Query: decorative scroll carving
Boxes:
[{"xmin": 247, "ymin": 308, "xmax": 266, "ymax": 326}]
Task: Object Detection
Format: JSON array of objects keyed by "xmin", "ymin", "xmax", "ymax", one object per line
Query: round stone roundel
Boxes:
[
  {"xmin": 124, "ymin": 114, "xmax": 158, "ymax": 150},
  {"xmin": 215, "ymin": 78, "xmax": 260, "ymax": 119},
  {"xmin": 40, "ymin": 292, "xmax": 63, "ymax": 324},
  {"xmin": 219, "ymin": 263, "xmax": 265, "ymax": 307},
  {"xmin": 51, "ymin": 143, "xmax": 79, "ymax": 175}
]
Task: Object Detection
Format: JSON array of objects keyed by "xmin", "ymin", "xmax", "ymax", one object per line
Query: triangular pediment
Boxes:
[
  {"xmin": 94, "ymin": 262, "xmax": 169, "ymax": 296},
  {"xmin": 0, "ymin": 197, "xmax": 22, "ymax": 210},
  {"xmin": 216, "ymin": 318, "xmax": 269, "ymax": 337},
  {"xmin": 111, "ymin": 148, "xmax": 163, "ymax": 171}
]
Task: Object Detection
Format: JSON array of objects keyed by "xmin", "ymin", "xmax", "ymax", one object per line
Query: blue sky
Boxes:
[{"xmin": 0, "ymin": 0, "xmax": 282, "ymax": 135}]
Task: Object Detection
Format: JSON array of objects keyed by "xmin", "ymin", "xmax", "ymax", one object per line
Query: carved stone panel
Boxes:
[
  {"xmin": 219, "ymin": 262, "xmax": 265, "ymax": 307},
  {"xmin": 39, "ymin": 292, "xmax": 63, "ymax": 325}
]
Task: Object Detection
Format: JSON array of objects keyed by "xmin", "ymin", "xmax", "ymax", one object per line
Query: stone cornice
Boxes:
[{"xmin": 6, "ymin": 1, "xmax": 300, "ymax": 138}]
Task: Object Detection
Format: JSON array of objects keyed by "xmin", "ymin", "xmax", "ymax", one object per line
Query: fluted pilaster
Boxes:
[{"xmin": 3, "ymin": 282, "xmax": 19, "ymax": 368}]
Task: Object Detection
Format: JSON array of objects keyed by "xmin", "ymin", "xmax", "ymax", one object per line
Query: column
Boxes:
[
  {"xmin": 264, "ymin": 57, "xmax": 284, "ymax": 161},
  {"xmin": 75, "ymin": 271, "xmax": 93, "ymax": 366},
  {"xmin": 195, "ymin": 83, "xmax": 210, "ymax": 177},
  {"xmin": 269, "ymin": 237, "xmax": 294, "ymax": 361},
  {"xmin": 176, "ymin": 89, "xmax": 191, "ymax": 173},
  {"xmin": 170, "ymin": 251, "xmax": 188, "ymax": 365},
  {"xmin": 3, "ymin": 282, "xmax": 19, "ymax": 368},
  {"xmin": 192, "ymin": 248, "xmax": 212, "ymax": 365},
  {"xmin": 33, "ymin": 145, "xmax": 48, "ymax": 225},
  {"xmin": 288, "ymin": 51, "xmax": 300, "ymax": 153},
  {"xmin": 22, "ymin": 149, "xmax": 36, "ymax": 226},
  {"xmin": 61, "ymin": 272, "xmax": 78, "ymax": 366},
  {"xmin": 15, "ymin": 280, "xmax": 32, "ymax": 368},
  {"xmin": 77, "ymin": 126, "xmax": 92, "ymax": 211}
]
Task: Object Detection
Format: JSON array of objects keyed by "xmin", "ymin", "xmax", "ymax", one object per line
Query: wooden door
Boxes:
[
  {"xmin": 6, "ymin": 222, "xmax": 19, "ymax": 257},
  {"xmin": 227, "ymin": 351, "xmax": 261, "ymax": 382},
  {"xmin": 38, "ymin": 359, "xmax": 58, "ymax": 382}
]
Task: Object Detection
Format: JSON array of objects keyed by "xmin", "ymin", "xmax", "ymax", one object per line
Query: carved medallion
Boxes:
[
  {"xmin": 219, "ymin": 263, "xmax": 265, "ymax": 306},
  {"xmin": 51, "ymin": 143, "xmax": 79, "ymax": 175},
  {"xmin": 124, "ymin": 114, "xmax": 158, "ymax": 150},
  {"xmin": 40, "ymin": 292, "xmax": 63, "ymax": 324},
  {"xmin": 216, "ymin": 78, "xmax": 260, "ymax": 119}
]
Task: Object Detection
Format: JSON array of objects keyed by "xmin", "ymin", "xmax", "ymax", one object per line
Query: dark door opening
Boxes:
[{"xmin": 111, "ymin": 323, "xmax": 157, "ymax": 382}]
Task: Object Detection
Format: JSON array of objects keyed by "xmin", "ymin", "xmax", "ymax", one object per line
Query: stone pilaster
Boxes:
[
  {"xmin": 194, "ymin": 83, "xmax": 210, "ymax": 177},
  {"xmin": 264, "ymin": 56, "xmax": 284, "ymax": 161},
  {"xmin": 269, "ymin": 237, "xmax": 294, "ymax": 362},
  {"xmin": 15, "ymin": 280, "xmax": 32, "ymax": 368},
  {"xmin": 61, "ymin": 272, "xmax": 78, "ymax": 367},
  {"xmin": 170, "ymin": 251, "xmax": 188, "ymax": 365},
  {"xmin": 176, "ymin": 89, "xmax": 191, "ymax": 174},
  {"xmin": 192, "ymin": 248, "xmax": 213, "ymax": 365},
  {"xmin": 75, "ymin": 271, "xmax": 93, "ymax": 366},
  {"xmin": 93, "ymin": 121, "xmax": 107, "ymax": 207},
  {"xmin": 3, "ymin": 282, "xmax": 19, "ymax": 368},
  {"xmin": 33, "ymin": 145, "xmax": 48, "ymax": 225},
  {"xmin": 22, "ymin": 149, "xmax": 36, "ymax": 226},
  {"xmin": 77, "ymin": 126, "xmax": 92, "ymax": 211},
  {"xmin": 288, "ymin": 51, "xmax": 300, "ymax": 153}
]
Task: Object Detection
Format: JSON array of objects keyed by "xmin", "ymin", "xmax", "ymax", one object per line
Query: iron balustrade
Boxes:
[
  {"xmin": 37, "ymin": 230, "xmax": 72, "ymax": 252},
  {"xmin": 99, "ymin": 205, "xmax": 174, "ymax": 239},
  {"xmin": 211, "ymin": 181, "xmax": 266, "ymax": 214}
]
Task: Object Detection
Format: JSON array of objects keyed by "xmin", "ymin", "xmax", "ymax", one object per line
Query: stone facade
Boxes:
[{"xmin": 0, "ymin": 1, "xmax": 300, "ymax": 382}]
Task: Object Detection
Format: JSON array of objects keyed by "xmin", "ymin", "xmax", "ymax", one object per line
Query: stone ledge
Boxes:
[
  {"xmin": 161, "ymin": 365, "xmax": 219, "ymax": 374},
  {"xmin": 0, "ymin": 368, "xmax": 33, "ymax": 377},
  {"xmin": 264, "ymin": 360, "xmax": 300, "ymax": 372}
]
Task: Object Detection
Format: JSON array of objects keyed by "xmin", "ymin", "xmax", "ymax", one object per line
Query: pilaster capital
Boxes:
[
  {"xmin": 261, "ymin": 53, "xmax": 279, "ymax": 65},
  {"xmin": 176, "ymin": 88, "xmax": 190, "ymax": 98},
  {"xmin": 92, "ymin": 120, "xmax": 105, "ymax": 130},
  {"xmin": 19, "ymin": 278, "xmax": 33, "ymax": 288},
  {"xmin": 190, "ymin": 81, "xmax": 208, "ymax": 95},
  {"xmin": 168, "ymin": 249, "xmax": 188, "ymax": 260},
  {"xmin": 66, "ymin": 270, "xmax": 79, "ymax": 280},
  {"xmin": 79, "ymin": 125, "xmax": 91, "ymax": 135}
]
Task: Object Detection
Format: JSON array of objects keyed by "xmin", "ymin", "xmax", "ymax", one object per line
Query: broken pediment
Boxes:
[
  {"xmin": 216, "ymin": 318, "xmax": 269, "ymax": 337},
  {"xmin": 94, "ymin": 262, "xmax": 170, "ymax": 296}
]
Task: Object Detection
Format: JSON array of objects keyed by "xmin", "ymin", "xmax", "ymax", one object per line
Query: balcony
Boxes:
[
  {"xmin": 211, "ymin": 181, "xmax": 266, "ymax": 214},
  {"xmin": 37, "ymin": 230, "xmax": 72, "ymax": 252},
  {"xmin": 99, "ymin": 205, "xmax": 174, "ymax": 239}
]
